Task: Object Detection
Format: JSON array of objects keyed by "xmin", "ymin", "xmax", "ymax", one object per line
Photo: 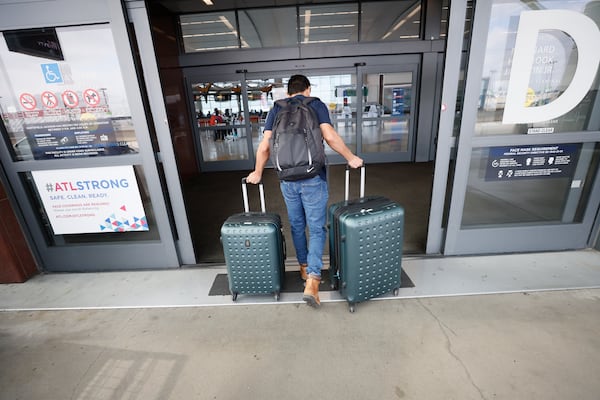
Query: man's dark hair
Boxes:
[{"xmin": 287, "ymin": 74, "xmax": 310, "ymax": 95}]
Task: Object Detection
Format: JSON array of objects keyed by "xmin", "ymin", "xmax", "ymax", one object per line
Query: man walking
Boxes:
[{"xmin": 247, "ymin": 74, "xmax": 363, "ymax": 308}]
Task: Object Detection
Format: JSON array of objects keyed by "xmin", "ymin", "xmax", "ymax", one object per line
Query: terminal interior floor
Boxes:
[{"xmin": 184, "ymin": 162, "xmax": 434, "ymax": 263}]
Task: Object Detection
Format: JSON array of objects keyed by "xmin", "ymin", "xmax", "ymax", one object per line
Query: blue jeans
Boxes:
[{"xmin": 280, "ymin": 175, "xmax": 329, "ymax": 278}]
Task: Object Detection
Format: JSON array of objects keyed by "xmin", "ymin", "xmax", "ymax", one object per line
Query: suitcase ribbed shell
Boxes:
[
  {"xmin": 221, "ymin": 213, "xmax": 285, "ymax": 297},
  {"xmin": 330, "ymin": 198, "xmax": 404, "ymax": 307},
  {"xmin": 343, "ymin": 206, "xmax": 403, "ymax": 302}
]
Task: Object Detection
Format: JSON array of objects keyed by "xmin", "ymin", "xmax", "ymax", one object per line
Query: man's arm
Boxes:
[
  {"xmin": 320, "ymin": 123, "xmax": 363, "ymax": 168},
  {"xmin": 247, "ymin": 130, "xmax": 272, "ymax": 184}
]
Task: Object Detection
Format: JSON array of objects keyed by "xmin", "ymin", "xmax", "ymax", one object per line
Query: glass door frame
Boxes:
[
  {"xmin": 183, "ymin": 55, "xmax": 422, "ymax": 172},
  {"xmin": 356, "ymin": 59, "xmax": 420, "ymax": 164},
  {"xmin": 245, "ymin": 64, "xmax": 360, "ymax": 167},
  {"xmin": 0, "ymin": 0, "xmax": 180, "ymax": 271},
  {"xmin": 441, "ymin": 1, "xmax": 600, "ymax": 255},
  {"xmin": 184, "ymin": 67, "xmax": 257, "ymax": 172}
]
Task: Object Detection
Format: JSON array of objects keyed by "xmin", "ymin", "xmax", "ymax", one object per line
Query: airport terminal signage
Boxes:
[
  {"xmin": 1, "ymin": 25, "xmax": 136, "ymax": 161},
  {"xmin": 485, "ymin": 143, "xmax": 580, "ymax": 181},
  {"xmin": 31, "ymin": 166, "xmax": 149, "ymax": 235},
  {"xmin": 503, "ymin": 10, "xmax": 600, "ymax": 125},
  {"xmin": 24, "ymin": 116, "xmax": 123, "ymax": 160},
  {"xmin": 4, "ymin": 27, "xmax": 64, "ymax": 61}
]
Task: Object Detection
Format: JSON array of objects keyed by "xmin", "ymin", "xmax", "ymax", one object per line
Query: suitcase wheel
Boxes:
[
  {"xmin": 393, "ymin": 288, "xmax": 399, "ymax": 296},
  {"xmin": 274, "ymin": 292, "xmax": 280, "ymax": 301},
  {"xmin": 330, "ymin": 277, "xmax": 338, "ymax": 290},
  {"xmin": 348, "ymin": 303, "xmax": 356, "ymax": 313},
  {"xmin": 231, "ymin": 292, "xmax": 238, "ymax": 301}
]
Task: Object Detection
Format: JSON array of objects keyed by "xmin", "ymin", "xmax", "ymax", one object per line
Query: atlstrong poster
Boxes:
[{"xmin": 31, "ymin": 165, "xmax": 149, "ymax": 235}]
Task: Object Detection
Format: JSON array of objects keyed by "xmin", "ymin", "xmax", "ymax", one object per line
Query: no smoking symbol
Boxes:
[{"xmin": 19, "ymin": 93, "xmax": 37, "ymax": 110}]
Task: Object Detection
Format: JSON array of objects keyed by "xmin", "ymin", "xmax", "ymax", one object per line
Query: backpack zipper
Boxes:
[{"xmin": 305, "ymin": 129, "xmax": 313, "ymax": 169}]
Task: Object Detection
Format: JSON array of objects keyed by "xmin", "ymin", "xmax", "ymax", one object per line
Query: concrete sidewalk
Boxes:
[
  {"xmin": 1, "ymin": 249, "xmax": 600, "ymax": 399},
  {"xmin": 2, "ymin": 250, "xmax": 600, "ymax": 310},
  {"xmin": 1, "ymin": 289, "xmax": 600, "ymax": 399}
]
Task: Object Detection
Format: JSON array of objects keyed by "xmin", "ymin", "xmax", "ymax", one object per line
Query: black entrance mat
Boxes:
[{"xmin": 208, "ymin": 268, "xmax": 414, "ymax": 296}]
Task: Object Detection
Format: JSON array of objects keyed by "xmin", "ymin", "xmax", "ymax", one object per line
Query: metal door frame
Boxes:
[
  {"xmin": 183, "ymin": 66, "xmax": 258, "ymax": 172},
  {"xmin": 126, "ymin": 1, "xmax": 195, "ymax": 265},
  {"xmin": 183, "ymin": 55, "xmax": 424, "ymax": 172},
  {"xmin": 433, "ymin": 0, "xmax": 600, "ymax": 256},
  {"xmin": 0, "ymin": 0, "xmax": 181, "ymax": 270},
  {"xmin": 356, "ymin": 59, "xmax": 420, "ymax": 164}
]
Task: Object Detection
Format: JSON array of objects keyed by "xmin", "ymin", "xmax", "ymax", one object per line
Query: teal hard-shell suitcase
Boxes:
[
  {"xmin": 328, "ymin": 166, "xmax": 404, "ymax": 312},
  {"xmin": 221, "ymin": 179, "xmax": 285, "ymax": 301}
]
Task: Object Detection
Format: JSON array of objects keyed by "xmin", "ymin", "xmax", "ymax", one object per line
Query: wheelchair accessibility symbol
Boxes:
[{"xmin": 41, "ymin": 63, "xmax": 63, "ymax": 84}]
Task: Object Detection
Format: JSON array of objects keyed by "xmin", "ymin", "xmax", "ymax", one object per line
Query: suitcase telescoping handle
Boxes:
[
  {"xmin": 345, "ymin": 164, "xmax": 366, "ymax": 201},
  {"xmin": 241, "ymin": 178, "xmax": 266, "ymax": 213}
]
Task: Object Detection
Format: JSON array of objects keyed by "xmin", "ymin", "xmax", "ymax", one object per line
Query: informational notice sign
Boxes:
[
  {"xmin": 4, "ymin": 27, "xmax": 64, "ymax": 61},
  {"xmin": 485, "ymin": 143, "xmax": 580, "ymax": 181},
  {"xmin": 24, "ymin": 118, "xmax": 125, "ymax": 160},
  {"xmin": 31, "ymin": 166, "xmax": 149, "ymax": 235}
]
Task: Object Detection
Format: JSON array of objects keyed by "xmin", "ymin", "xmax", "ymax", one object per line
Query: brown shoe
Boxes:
[
  {"xmin": 299, "ymin": 263, "xmax": 308, "ymax": 281},
  {"xmin": 302, "ymin": 276, "xmax": 321, "ymax": 308}
]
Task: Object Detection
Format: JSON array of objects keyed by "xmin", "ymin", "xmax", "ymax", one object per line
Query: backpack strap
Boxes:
[
  {"xmin": 274, "ymin": 96, "xmax": 319, "ymax": 107},
  {"xmin": 302, "ymin": 96, "xmax": 319, "ymax": 105},
  {"xmin": 274, "ymin": 98, "xmax": 289, "ymax": 108}
]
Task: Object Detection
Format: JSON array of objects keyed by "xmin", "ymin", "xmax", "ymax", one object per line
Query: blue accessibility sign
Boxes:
[{"xmin": 41, "ymin": 63, "xmax": 63, "ymax": 84}]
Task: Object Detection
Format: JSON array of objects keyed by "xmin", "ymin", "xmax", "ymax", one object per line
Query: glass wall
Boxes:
[
  {"xmin": 361, "ymin": 1, "xmax": 421, "ymax": 41},
  {"xmin": 461, "ymin": 0, "xmax": 600, "ymax": 229},
  {"xmin": 238, "ymin": 8, "xmax": 297, "ymax": 48},
  {"xmin": 0, "ymin": 25, "xmax": 140, "ymax": 162},
  {"xmin": 0, "ymin": 25, "xmax": 161, "ymax": 244},
  {"xmin": 299, "ymin": 4, "xmax": 359, "ymax": 44},
  {"xmin": 361, "ymin": 71, "xmax": 413, "ymax": 153},
  {"xmin": 180, "ymin": 12, "xmax": 239, "ymax": 52},
  {"xmin": 474, "ymin": 0, "xmax": 600, "ymax": 136},
  {"xmin": 463, "ymin": 143, "xmax": 600, "ymax": 227},
  {"xmin": 180, "ymin": 1, "xmax": 427, "ymax": 53}
]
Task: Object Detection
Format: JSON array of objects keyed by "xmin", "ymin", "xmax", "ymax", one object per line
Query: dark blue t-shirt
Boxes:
[
  {"xmin": 264, "ymin": 95, "xmax": 332, "ymax": 130},
  {"xmin": 264, "ymin": 95, "xmax": 330, "ymax": 180}
]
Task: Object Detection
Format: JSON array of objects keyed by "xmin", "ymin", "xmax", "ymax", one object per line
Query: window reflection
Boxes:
[
  {"xmin": 180, "ymin": 1, "xmax": 429, "ymax": 53},
  {"xmin": 180, "ymin": 12, "xmax": 239, "ymax": 52},
  {"xmin": 238, "ymin": 8, "xmax": 297, "ymax": 48},
  {"xmin": 475, "ymin": 0, "xmax": 600, "ymax": 136},
  {"xmin": 299, "ymin": 4, "xmax": 359, "ymax": 44},
  {"xmin": 361, "ymin": 1, "xmax": 421, "ymax": 42}
]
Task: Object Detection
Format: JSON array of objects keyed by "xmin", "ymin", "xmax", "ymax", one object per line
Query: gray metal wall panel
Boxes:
[
  {"xmin": 416, "ymin": 52, "xmax": 438, "ymax": 162},
  {"xmin": 0, "ymin": 0, "xmax": 110, "ymax": 28},
  {"xmin": 426, "ymin": 0, "xmax": 468, "ymax": 254}
]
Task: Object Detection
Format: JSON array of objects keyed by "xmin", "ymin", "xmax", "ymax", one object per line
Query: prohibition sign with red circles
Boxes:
[
  {"xmin": 19, "ymin": 93, "xmax": 37, "ymax": 110},
  {"xmin": 61, "ymin": 90, "xmax": 79, "ymax": 108},
  {"xmin": 41, "ymin": 91, "xmax": 59, "ymax": 109},
  {"xmin": 83, "ymin": 88, "xmax": 100, "ymax": 106}
]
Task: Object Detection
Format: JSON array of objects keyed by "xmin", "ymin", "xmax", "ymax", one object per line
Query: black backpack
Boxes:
[{"xmin": 269, "ymin": 96, "xmax": 326, "ymax": 181}]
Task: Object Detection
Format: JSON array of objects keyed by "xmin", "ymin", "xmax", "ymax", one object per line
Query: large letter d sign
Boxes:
[{"xmin": 503, "ymin": 10, "xmax": 600, "ymax": 124}]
